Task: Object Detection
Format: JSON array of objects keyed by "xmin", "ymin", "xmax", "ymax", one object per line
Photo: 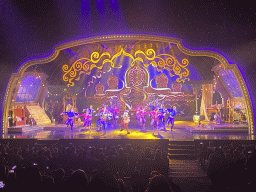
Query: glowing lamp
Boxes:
[{"xmin": 193, "ymin": 115, "xmax": 200, "ymax": 122}]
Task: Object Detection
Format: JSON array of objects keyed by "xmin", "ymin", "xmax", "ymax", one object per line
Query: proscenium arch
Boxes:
[{"xmin": 2, "ymin": 34, "xmax": 254, "ymax": 135}]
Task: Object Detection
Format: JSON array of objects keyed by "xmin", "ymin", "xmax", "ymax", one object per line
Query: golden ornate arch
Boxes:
[{"xmin": 62, "ymin": 47, "xmax": 189, "ymax": 87}]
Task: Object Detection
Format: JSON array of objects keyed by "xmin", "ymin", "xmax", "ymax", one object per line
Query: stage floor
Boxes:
[{"xmin": 4, "ymin": 121, "xmax": 251, "ymax": 141}]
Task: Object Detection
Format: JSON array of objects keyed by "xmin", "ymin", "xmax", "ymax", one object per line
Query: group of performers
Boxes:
[
  {"xmin": 135, "ymin": 104, "xmax": 184, "ymax": 135},
  {"xmin": 60, "ymin": 101, "xmax": 184, "ymax": 136}
]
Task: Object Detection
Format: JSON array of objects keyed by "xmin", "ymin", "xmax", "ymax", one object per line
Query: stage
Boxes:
[
  {"xmin": 2, "ymin": 35, "xmax": 254, "ymax": 140},
  {"xmin": 5, "ymin": 121, "xmax": 250, "ymax": 141}
]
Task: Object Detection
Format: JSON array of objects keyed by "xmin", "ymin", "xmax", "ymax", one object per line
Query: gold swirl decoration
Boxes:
[{"xmin": 62, "ymin": 48, "xmax": 189, "ymax": 86}]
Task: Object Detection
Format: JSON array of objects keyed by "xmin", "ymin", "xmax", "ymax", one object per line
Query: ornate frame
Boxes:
[{"xmin": 2, "ymin": 34, "xmax": 254, "ymax": 135}]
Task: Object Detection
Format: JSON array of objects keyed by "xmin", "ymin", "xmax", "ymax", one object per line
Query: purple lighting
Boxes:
[{"xmin": 15, "ymin": 75, "xmax": 42, "ymax": 103}]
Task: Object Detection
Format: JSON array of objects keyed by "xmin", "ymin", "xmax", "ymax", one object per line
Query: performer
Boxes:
[
  {"xmin": 147, "ymin": 98, "xmax": 160, "ymax": 111},
  {"xmin": 158, "ymin": 103, "xmax": 167, "ymax": 131},
  {"xmin": 166, "ymin": 106, "xmax": 184, "ymax": 131},
  {"xmin": 78, "ymin": 109, "xmax": 92, "ymax": 132},
  {"xmin": 134, "ymin": 106, "xmax": 142, "ymax": 126},
  {"xmin": 119, "ymin": 110, "xmax": 130, "ymax": 134},
  {"xmin": 96, "ymin": 117, "xmax": 102, "ymax": 131},
  {"xmin": 95, "ymin": 104, "xmax": 106, "ymax": 131},
  {"xmin": 110, "ymin": 105, "xmax": 120, "ymax": 129},
  {"xmin": 88, "ymin": 105, "xmax": 95, "ymax": 129},
  {"xmin": 60, "ymin": 107, "xmax": 79, "ymax": 131},
  {"xmin": 88, "ymin": 105, "xmax": 95, "ymax": 116},
  {"xmin": 138, "ymin": 106, "xmax": 147, "ymax": 131},
  {"xmin": 149, "ymin": 109, "xmax": 159, "ymax": 130},
  {"xmin": 214, "ymin": 113, "xmax": 221, "ymax": 124},
  {"xmin": 98, "ymin": 104, "xmax": 111, "ymax": 136},
  {"xmin": 150, "ymin": 108, "xmax": 163, "ymax": 136}
]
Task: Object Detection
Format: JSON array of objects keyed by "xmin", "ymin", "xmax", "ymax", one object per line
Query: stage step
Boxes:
[
  {"xmin": 169, "ymin": 149, "xmax": 196, "ymax": 154},
  {"xmin": 26, "ymin": 105, "xmax": 51, "ymax": 125},
  {"xmin": 171, "ymin": 177, "xmax": 212, "ymax": 192},
  {"xmin": 169, "ymin": 159, "xmax": 206, "ymax": 178},
  {"xmin": 168, "ymin": 141, "xmax": 197, "ymax": 160},
  {"xmin": 168, "ymin": 154, "xmax": 197, "ymax": 160},
  {"xmin": 169, "ymin": 144, "xmax": 195, "ymax": 150},
  {"xmin": 169, "ymin": 140, "xmax": 195, "ymax": 145},
  {"xmin": 213, "ymin": 126, "xmax": 248, "ymax": 130},
  {"xmin": 189, "ymin": 129, "xmax": 248, "ymax": 133}
]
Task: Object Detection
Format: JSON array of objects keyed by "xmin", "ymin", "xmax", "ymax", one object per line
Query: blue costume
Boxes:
[
  {"xmin": 96, "ymin": 106, "xmax": 110, "ymax": 135},
  {"xmin": 158, "ymin": 107, "xmax": 166, "ymax": 130},
  {"xmin": 88, "ymin": 108, "xmax": 94, "ymax": 115},
  {"xmin": 166, "ymin": 108, "xmax": 183, "ymax": 130},
  {"xmin": 87, "ymin": 108, "xmax": 95, "ymax": 128},
  {"xmin": 62, "ymin": 111, "xmax": 79, "ymax": 130},
  {"xmin": 100, "ymin": 109, "xmax": 109, "ymax": 135},
  {"xmin": 148, "ymin": 105, "xmax": 156, "ymax": 111},
  {"xmin": 148, "ymin": 102, "xmax": 160, "ymax": 111}
]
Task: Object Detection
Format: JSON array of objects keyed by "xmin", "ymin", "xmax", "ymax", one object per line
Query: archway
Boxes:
[{"xmin": 2, "ymin": 35, "xmax": 254, "ymax": 135}]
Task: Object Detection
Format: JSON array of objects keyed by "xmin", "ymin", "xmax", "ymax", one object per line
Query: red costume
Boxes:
[
  {"xmin": 134, "ymin": 106, "xmax": 148, "ymax": 130},
  {"xmin": 149, "ymin": 109, "xmax": 163, "ymax": 135},
  {"xmin": 78, "ymin": 110, "xmax": 92, "ymax": 132},
  {"xmin": 119, "ymin": 111, "xmax": 130, "ymax": 134}
]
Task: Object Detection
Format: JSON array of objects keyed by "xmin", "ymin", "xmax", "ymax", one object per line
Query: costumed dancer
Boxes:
[
  {"xmin": 88, "ymin": 105, "xmax": 95, "ymax": 129},
  {"xmin": 149, "ymin": 108, "xmax": 159, "ymax": 129},
  {"xmin": 149, "ymin": 108, "xmax": 163, "ymax": 136},
  {"xmin": 166, "ymin": 106, "xmax": 184, "ymax": 131},
  {"xmin": 95, "ymin": 109, "xmax": 102, "ymax": 131},
  {"xmin": 147, "ymin": 98, "xmax": 160, "ymax": 111},
  {"xmin": 78, "ymin": 109, "xmax": 92, "ymax": 132},
  {"xmin": 110, "ymin": 105, "xmax": 120, "ymax": 129},
  {"xmin": 134, "ymin": 106, "xmax": 141, "ymax": 126},
  {"xmin": 138, "ymin": 106, "xmax": 147, "ymax": 131},
  {"xmin": 214, "ymin": 113, "xmax": 221, "ymax": 124},
  {"xmin": 95, "ymin": 104, "xmax": 107, "ymax": 131},
  {"xmin": 98, "ymin": 104, "xmax": 111, "ymax": 136},
  {"xmin": 119, "ymin": 110, "xmax": 130, "ymax": 134},
  {"xmin": 158, "ymin": 102, "xmax": 167, "ymax": 131},
  {"xmin": 88, "ymin": 105, "xmax": 95, "ymax": 116},
  {"xmin": 60, "ymin": 107, "xmax": 79, "ymax": 131}
]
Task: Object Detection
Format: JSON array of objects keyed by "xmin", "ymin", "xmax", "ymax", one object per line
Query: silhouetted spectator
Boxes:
[
  {"xmin": 114, "ymin": 148, "xmax": 129, "ymax": 178},
  {"xmin": 65, "ymin": 169, "xmax": 89, "ymax": 192},
  {"xmin": 41, "ymin": 175, "xmax": 56, "ymax": 192},
  {"xmin": 207, "ymin": 147, "xmax": 228, "ymax": 190},
  {"xmin": 151, "ymin": 149, "xmax": 168, "ymax": 177},
  {"xmin": 50, "ymin": 168, "xmax": 65, "ymax": 191},
  {"xmin": 130, "ymin": 165, "xmax": 142, "ymax": 192},
  {"xmin": 199, "ymin": 144, "xmax": 208, "ymax": 170},
  {"xmin": 206, "ymin": 141, "xmax": 215, "ymax": 162},
  {"xmin": 9, "ymin": 166, "xmax": 42, "ymax": 192},
  {"xmin": 117, "ymin": 178, "xmax": 129, "ymax": 192},
  {"xmin": 146, "ymin": 174, "xmax": 172, "ymax": 192},
  {"xmin": 88, "ymin": 171, "xmax": 120, "ymax": 192},
  {"xmin": 0, "ymin": 165, "xmax": 8, "ymax": 184},
  {"xmin": 168, "ymin": 176, "xmax": 182, "ymax": 192}
]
